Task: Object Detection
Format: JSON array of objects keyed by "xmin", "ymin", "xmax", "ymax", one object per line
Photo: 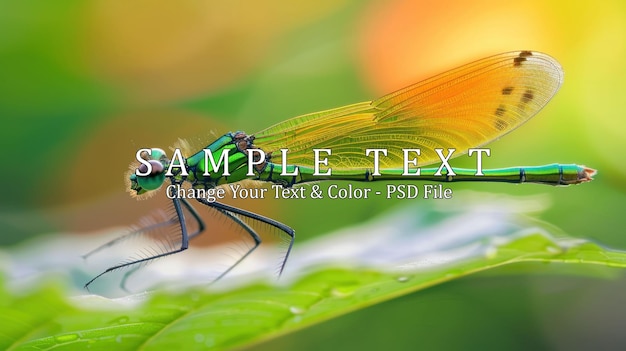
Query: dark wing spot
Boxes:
[
  {"xmin": 519, "ymin": 51, "xmax": 533, "ymax": 57},
  {"xmin": 521, "ymin": 89, "xmax": 534, "ymax": 104},
  {"xmin": 494, "ymin": 118, "xmax": 508, "ymax": 131},
  {"xmin": 502, "ymin": 86, "xmax": 514, "ymax": 95},
  {"xmin": 513, "ymin": 51, "xmax": 532, "ymax": 66},
  {"xmin": 495, "ymin": 105, "xmax": 506, "ymax": 117}
]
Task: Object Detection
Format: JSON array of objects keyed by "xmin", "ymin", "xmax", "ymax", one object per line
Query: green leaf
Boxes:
[{"xmin": 2, "ymin": 195, "xmax": 626, "ymax": 350}]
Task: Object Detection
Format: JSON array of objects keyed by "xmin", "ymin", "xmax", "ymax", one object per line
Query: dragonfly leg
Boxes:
[
  {"xmin": 197, "ymin": 199, "xmax": 295, "ymax": 278},
  {"xmin": 198, "ymin": 199, "xmax": 262, "ymax": 282},
  {"xmin": 180, "ymin": 197, "xmax": 206, "ymax": 240},
  {"xmin": 82, "ymin": 217, "xmax": 176, "ymax": 260},
  {"xmin": 84, "ymin": 196, "xmax": 193, "ymax": 292},
  {"xmin": 117, "ymin": 198, "xmax": 207, "ymax": 291}
]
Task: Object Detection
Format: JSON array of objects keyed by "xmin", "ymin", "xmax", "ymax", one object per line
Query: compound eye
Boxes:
[
  {"xmin": 136, "ymin": 160, "xmax": 166, "ymax": 191},
  {"xmin": 138, "ymin": 159, "xmax": 164, "ymax": 176}
]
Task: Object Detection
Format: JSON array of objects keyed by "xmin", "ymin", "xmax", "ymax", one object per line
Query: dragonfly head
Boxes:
[{"xmin": 127, "ymin": 148, "xmax": 168, "ymax": 197}]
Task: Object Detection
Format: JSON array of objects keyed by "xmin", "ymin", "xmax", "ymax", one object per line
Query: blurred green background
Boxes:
[{"xmin": 1, "ymin": 0, "xmax": 625, "ymax": 349}]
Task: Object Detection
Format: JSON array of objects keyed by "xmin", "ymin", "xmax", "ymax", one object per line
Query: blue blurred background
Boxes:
[{"xmin": 1, "ymin": 0, "xmax": 625, "ymax": 349}]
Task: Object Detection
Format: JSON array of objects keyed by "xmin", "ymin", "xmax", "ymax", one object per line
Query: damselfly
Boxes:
[{"xmin": 84, "ymin": 51, "xmax": 595, "ymax": 291}]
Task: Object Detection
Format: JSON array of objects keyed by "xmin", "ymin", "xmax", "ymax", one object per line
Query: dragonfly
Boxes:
[{"xmin": 84, "ymin": 50, "xmax": 595, "ymax": 291}]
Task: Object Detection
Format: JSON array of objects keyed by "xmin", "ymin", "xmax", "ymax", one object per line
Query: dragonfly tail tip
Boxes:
[{"xmin": 580, "ymin": 166, "xmax": 597, "ymax": 183}]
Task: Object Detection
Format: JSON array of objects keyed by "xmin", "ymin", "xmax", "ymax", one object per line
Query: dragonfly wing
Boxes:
[{"xmin": 254, "ymin": 51, "xmax": 562, "ymax": 168}]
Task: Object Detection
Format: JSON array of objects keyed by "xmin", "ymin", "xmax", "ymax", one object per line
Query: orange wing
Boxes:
[{"xmin": 254, "ymin": 51, "xmax": 563, "ymax": 168}]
